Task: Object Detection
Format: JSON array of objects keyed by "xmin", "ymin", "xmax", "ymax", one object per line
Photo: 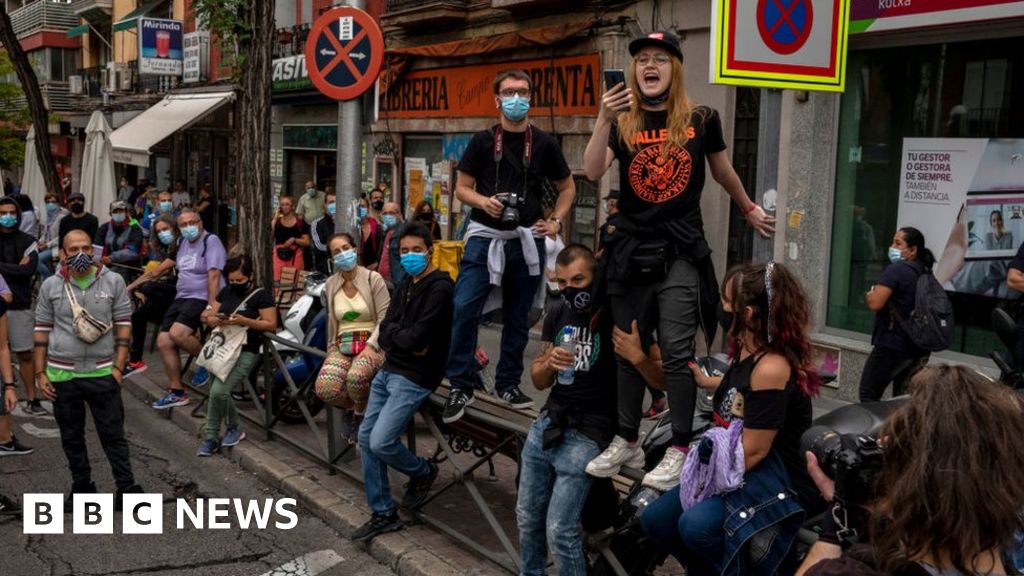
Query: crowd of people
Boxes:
[{"xmin": 0, "ymin": 29, "xmax": 1021, "ymax": 576}]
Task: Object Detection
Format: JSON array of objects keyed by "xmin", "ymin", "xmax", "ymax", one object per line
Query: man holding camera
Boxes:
[{"xmin": 442, "ymin": 69, "xmax": 576, "ymax": 423}]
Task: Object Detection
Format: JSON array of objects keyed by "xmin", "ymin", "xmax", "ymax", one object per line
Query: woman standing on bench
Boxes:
[{"xmin": 314, "ymin": 232, "xmax": 390, "ymax": 444}]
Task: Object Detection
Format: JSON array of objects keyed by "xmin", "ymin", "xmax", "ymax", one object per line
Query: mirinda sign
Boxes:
[{"xmin": 379, "ymin": 54, "xmax": 601, "ymax": 119}]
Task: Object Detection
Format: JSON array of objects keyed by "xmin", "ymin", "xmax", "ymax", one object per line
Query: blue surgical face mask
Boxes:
[
  {"xmin": 306, "ymin": 188, "xmax": 317, "ymax": 196},
  {"xmin": 46, "ymin": 202, "xmax": 59, "ymax": 214},
  {"xmin": 333, "ymin": 249, "xmax": 358, "ymax": 272},
  {"xmin": 159, "ymin": 201, "xmax": 173, "ymax": 213},
  {"xmin": 181, "ymin": 225, "xmax": 200, "ymax": 241},
  {"xmin": 401, "ymin": 252, "xmax": 429, "ymax": 277},
  {"xmin": 158, "ymin": 230, "xmax": 175, "ymax": 246},
  {"xmin": 500, "ymin": 95, "xmax": 530, "ymax": 122},
  {"xmin": 382, "ymin": 214, "xmax": 398, "ymax": 230},
  {"xmin": 0, "ymin": 214, "xmax": 16, "ymax": 229},
  {"xmin": 357, "ymin": 206, "xmax": 368, "ymax": 219},
  {"xmin": 112, "ymin": 213, "xmax": 126, "ymax": 224},
  {"xmin": 888, "ymin": 246, "xmax": 904, "ymax": 263},
  {"xmin": 327, "ymin": 203, "xmax": 337, "ymax": 217}
]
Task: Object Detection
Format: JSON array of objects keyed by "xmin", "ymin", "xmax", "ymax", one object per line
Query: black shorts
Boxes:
[{"xmin": 160, "ymin": 298, "xmax": 207, "ymax": 332}]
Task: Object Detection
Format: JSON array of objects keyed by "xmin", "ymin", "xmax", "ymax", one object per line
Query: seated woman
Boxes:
[
  {"xmin": 314, "ymin": 232, "xmax": 390, "ymax": 444},
  {"xmin": 640, "ymin": 261, "xmax": 823, "ymax": 576},
  {"xmin": 125, "ymin": 215, "xmax": 179, "ymax": 377},
  {"xmin": 196, "ymin": 255, "xmax": 276, "ymax": 457}
]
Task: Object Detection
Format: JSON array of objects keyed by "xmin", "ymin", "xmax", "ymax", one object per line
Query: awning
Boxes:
[
  {"xmin": 385, "ymin": 19, "xmax": 593, "ymax": 58},
  {"xmin": 110, "ymin": 91, "xmax": 235, "ymax": 166},
  {"xmin": 112, "ymin": 0, "xmax": 166, "ymax": 33},
  {"xmin": 67, "ymin": 23, "xmax": 90, "ymax": 39}
]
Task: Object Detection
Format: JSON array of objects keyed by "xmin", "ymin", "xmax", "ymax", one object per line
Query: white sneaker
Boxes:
[
  {"xmin": 642, "ymin": 446, "xmax": 688, "ymax": 490},
  {"xmin": 585, "ymin": 436, "xmax": 645, "ymax": 478}
]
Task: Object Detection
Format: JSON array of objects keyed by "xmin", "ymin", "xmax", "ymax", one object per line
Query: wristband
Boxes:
[
  {"xmin": 3, "ymin": 383, "xmax": 15, "ymax": 389},
  {"xmin": 744, "ymin": 203, "xmax": 759, "ymax": 215}
]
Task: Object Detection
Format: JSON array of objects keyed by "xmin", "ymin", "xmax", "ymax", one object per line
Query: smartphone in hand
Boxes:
[{"xmin": 603, "ymin": 69, "xmax": 625, "ymax": 90}]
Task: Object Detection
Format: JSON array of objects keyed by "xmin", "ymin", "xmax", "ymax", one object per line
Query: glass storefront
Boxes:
[{"xmin": 828, "ymin": 35, "xmax": 1024, "ymax": 356}]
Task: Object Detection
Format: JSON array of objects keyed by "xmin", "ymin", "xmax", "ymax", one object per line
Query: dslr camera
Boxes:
[
  {"xmin": 495, "ymin": 192, "xmax": 520, "ymax": 226},
  {"xmin": 806, "ymin": 429, "xmax": 884, "ymax": 507}
]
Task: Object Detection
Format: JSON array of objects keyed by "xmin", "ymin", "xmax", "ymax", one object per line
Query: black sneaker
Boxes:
[
  {"xmin": 498, "ymin": 386, "xmax": 534, "ymax": 410},
  {"xmin": 65, "ymin": 481, "xmax": 97, "ymax": 507},
  {"xmin": 115, "ymin": 484, "xmax": 143, "ymax": 512},
  {"xmin": 442, "ymin": 389, "xmax": 474, "ymax": 424},
  {"xmin": 24, "ymin": 400, "xmax": 49, "ymax": 416},
  {"xmin": 401, "ymin": 461, "xmax": 438, "ymax": 509},
  {"xmin": 0, "ymin": 436, "xmax": 33, "ymax": 456},
  {"xmin": 351, "ymin": 511, "xmax": 403, "ymax": 543},
  {"xmin": 0, "ymin": 494, "xmax": 20, "ymax": 515}
]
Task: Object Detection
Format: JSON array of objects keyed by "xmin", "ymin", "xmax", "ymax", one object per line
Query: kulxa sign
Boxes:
[{"xmin": 380, "ymin": 54, "xmax": 601, "ymax": 119}]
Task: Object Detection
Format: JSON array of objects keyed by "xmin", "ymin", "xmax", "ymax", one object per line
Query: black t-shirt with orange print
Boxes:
[{"xmin": 608, "ymin": 106, "xmax": 727, "ymax": 229}]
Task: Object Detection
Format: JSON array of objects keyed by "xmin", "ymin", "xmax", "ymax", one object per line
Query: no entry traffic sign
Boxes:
[
  {"xmin": 305, "ymin": 6, "xmax": 384, "ymax": 101},
  {"xmin": 710, "ymin": 0, "xmax": 849, "ymax": 92}
]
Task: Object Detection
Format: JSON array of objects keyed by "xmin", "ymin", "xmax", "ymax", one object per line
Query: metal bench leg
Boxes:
[{"xmin": 419, "ymin": 415, "xmax": 521, "ymax": 573}]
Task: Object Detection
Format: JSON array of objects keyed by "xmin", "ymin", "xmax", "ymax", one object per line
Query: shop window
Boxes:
[
  {"xmin": 569, "ymin": 176, "xmax": 597, "ymax": 249},
  {"xmin": 827, "ymin": 36, "xmax": 1024, "ymax": 356}
]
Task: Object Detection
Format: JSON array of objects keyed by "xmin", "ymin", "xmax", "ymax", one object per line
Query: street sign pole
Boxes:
[
  {"xmin": 752, "ymin": 88, "xmax": 781, "ymax": 263},
  {"xmin": 336, "ymin": 0, "xmax": 365, "ymax": 235}
]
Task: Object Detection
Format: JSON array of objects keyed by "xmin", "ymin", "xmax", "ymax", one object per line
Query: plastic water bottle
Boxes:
[{"xmin": 557, "ymin": 326, "xmax": 576, "ymax": 385}]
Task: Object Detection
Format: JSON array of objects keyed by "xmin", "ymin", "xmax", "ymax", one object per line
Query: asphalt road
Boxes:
[{"xmin": 0, "ymin": 392, "xmax": 396, "ymax": 576}]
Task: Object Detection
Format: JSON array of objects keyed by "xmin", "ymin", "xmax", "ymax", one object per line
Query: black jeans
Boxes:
[
  {"xmin": 52, "ymin": 376, "xmax": 136, "ymax": 490},
  {"xmin": 858, "ymin": 345, "xmax": 929, "ymax": 402},
  {"xmin": 130, "ymin": 281, "xmax": 176, "ymax": 362},
  {"xmin": 610, "ymin": 257, "xmax": 699, "ymax": 445}
]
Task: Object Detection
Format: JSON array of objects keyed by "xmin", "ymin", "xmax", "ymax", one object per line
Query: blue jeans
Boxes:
[
  {"xmin": 446, "ymin": 235, "xmax": 544, "ymax": 394},
  {"xmin": 358, "ymin": 370, "xmax": 433, "ymax": 515},
  {"xmin": 640, "ymin": 489, "xmax": 726, "ymax": 576},
  {"xmin": 38, "ymin": 248, "xmax": 54, "ymax": 279},
  {"xmin": 516, "ymin": 415, "xmax": 600, "ymax": 576}
]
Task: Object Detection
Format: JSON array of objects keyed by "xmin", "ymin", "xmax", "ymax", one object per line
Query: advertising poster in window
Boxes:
[
  {"xmin": 897, "ymin": 138, "xmax": 1024, "ymax": 297},
  {"xmin": 138, "ymin": 18, "xmax": 184, "ymax": 76}
]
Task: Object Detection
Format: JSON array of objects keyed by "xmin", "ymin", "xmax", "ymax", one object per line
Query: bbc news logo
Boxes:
[{"xmin": 23, "ymin": 494, "xmax": 298, "ymax": 534}]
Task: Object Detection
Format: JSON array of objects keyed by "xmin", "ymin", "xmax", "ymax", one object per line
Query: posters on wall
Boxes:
[{"xmin": 896, "ymin": 138, "xmax": 1024, "ymax": 297}]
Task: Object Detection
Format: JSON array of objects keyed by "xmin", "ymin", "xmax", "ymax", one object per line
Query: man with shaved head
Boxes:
[{"xmin": 34, "ymin": 230, "xmax": 140, "ymax": 505}]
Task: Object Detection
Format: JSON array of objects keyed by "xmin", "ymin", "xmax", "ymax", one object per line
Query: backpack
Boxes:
[{"xmin": 889, "ymin": 261, "xmax": 954, "ymax": 352}]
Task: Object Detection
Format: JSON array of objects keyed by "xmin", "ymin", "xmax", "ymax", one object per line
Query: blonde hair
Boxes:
[{"xmin": 617, "ymin": 56, "xmax": 695, "ymax": 156}]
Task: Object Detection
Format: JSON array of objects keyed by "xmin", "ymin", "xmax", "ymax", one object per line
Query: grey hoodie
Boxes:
[{"xmin": 35, "ymin": 265, "xmax": 132, "ymax": 373}]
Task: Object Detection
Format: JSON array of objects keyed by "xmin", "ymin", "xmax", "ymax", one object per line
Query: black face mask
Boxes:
[
  {"xmin": 70, "ymin": 203, "xmax": 85, "ymax": 214},
  {"xmin": 418, "ymin": 212, "xmax": 434, "ymax": 221},
  {"xmin": 230, "ymin": 282, "xmax": 251, "ymax": 295},
  {"xmin": 371, "ymin": 200, "xmax": 384, "ymax": 211},
  {"xmin": 562, "ymin": 285, "xmax": 592, "ymax": 313},
  {"xmin": 717, "ymin": 301, "xmax": 735, "ymax": 334}
]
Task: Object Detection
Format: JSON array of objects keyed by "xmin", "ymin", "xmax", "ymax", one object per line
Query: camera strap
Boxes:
[{"xmin": 493, "ymin": 124, "xmax": 533, "ymax": 202}]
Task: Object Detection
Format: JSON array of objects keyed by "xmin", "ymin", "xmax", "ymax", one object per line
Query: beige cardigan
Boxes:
[{"xmin": 323, "ymin": 265, "xmax": 391, "ymax": 350}]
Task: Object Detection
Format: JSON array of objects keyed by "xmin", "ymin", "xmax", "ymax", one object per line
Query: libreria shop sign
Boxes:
[{"xmin": 23, "ymin": 494, "xmax": 298, "ymax": 534}]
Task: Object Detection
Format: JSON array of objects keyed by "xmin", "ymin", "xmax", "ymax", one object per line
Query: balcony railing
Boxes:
[
  {"xmin": 0, "ymin": 81, "xmax": 73, "ymax": 113},
  {"xmin": 70, "ymin": 0, "xmax": 113, "ymax": 21},
  {"xmin": 272, "ymin": 24, "xmax": 311, "ymax": 60},
  {"xmin": 10, "ymin": 0, "xmax": 79, "ymax": 39}
]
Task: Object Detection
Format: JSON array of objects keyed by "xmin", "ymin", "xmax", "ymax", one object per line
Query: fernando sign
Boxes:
[
  {"xmin": 710, "ymin": 0, "xmax": 850, "ymax": 92},
  {"xmin": 304, "ymin": 6, "xmax": 384, "ymax": 101},
  {"xmin": 138, "ymin": 18, "xmax": 184, "ymax": 76}
]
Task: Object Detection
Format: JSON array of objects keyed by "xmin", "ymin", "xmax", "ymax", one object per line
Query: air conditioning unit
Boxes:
[
  {"xmin": 68, "ymin": 75, "xmax": 83, "ymax": 94},
  {"xmin": 106, "ymin": 61, "xmax": 117, "ymax": 92},
  {"xmin": 100, "ymin": 69, "xmax": 109, "ymax": 93},
  {"xmin": 119, "ymin": 67, "xmax": 132, "ymax": 91}
]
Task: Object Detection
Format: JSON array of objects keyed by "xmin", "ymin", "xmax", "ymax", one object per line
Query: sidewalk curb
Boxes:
[{"xmin": 119, "ymin": 374, "xmax": 477, "ymax": 576}]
